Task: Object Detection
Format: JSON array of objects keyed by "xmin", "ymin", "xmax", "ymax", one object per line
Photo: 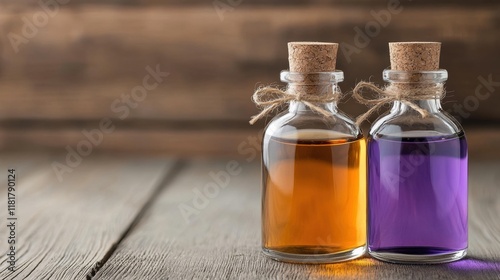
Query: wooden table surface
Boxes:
[{"xmin": 0, "ymin": 148, "xmax": 499, "ymax": 279}]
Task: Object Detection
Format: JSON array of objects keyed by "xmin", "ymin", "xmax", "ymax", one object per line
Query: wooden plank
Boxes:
[
  {"xmin": 465, "ymin": 128, "xmax": 500, "ymax": 161},
  {"xmin": 0, "ymin": 126, "xmax": 263, "ymax": 157},
  {"xmin": 93, "ymin": 159, "xmax": 500, "ymax": 279},
  {"xmin": 0, "ymin": 155, "xmax": 177, "ymax": 279},
  {"xmin": 0, "ymin": 6, "xmax": 498, "ymax": 122},
  {"xmin": 1, "ymin": 126, "xmax": 499, "ymax": 159},
  {"xmin": 468, "ymin": 162, "xmax": 500, "ymax": 268},
  {"xmin": 2, "ymin": 0, "xmax": 498, "ymax": 7}
]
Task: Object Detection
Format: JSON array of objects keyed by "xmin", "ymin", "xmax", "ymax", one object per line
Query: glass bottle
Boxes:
[
  {"xmin": 261, "ymin": 70, "xmax": 367, "ymax": 263},
  {"xmin": 367, "ymin": 68, "xmax": 468, "ymax": 263}
]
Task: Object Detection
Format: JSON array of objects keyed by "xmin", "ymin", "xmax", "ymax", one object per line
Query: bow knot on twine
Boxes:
[
  {"xmin": 249, "ymin": 85, "xmax": 341, "ymax": 125},
  {"xmin": 352, "ymin": 82, "xmax": 445, "ymax": 126}
]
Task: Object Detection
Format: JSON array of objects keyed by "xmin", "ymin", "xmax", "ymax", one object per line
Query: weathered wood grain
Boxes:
[
  {"xmin": 2, "ymin": 0, "xmax": 498, "ymax": 8},
  {"xmin": 0, "ymin": 155, "xmax": 177, "ymax": 279},
  {"xmin": 0, "ymin": 125, "xmax": 263, "ymax": 156},
  {"xmin": 1, "ymin": 2, "xmax": 499, "ymax": 154},
  {"xmin": 465, "ymin": 128, "xmax": 500, "ymax": 161},
  {"xmin": 93, "ymin": 159, "xmax": 500, "ymax": 279},
  {"xmin": 1, "ymin": 124, "xmax": 498, "ymax": 158},
  {"xmin": 0, "ymin": 5, "xmax": 498, "ymax": 123},
  {"xmin": 468, "ymin": 162, "xmax": 500, "ymax": 267}
]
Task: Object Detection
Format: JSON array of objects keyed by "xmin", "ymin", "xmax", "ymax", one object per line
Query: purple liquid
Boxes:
[{"xmin": 368, "ymin": 133, "xmax": 468, "ymax": 255}]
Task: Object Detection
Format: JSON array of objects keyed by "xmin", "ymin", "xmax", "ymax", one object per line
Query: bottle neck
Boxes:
[
  {"xmin": 288, "ymin": 100, "xmax": 338, "ymax": 114},
  {"xmin": 383, "ymin": 69, "xmax": 447, "ymax": 116},
  {"xmin": 391, "ymin": 98, "xmax": 442, "ymax": 115},
  {"xmin": 280, "ymin": 71, "xmax": 344, "ymax": 115}
]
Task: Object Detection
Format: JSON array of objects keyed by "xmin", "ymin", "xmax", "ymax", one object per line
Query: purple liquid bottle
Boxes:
[
  {"xmin": 368, "ymin": 133, "xmax": 468, "ymax": 263},
  {"xmin": 366, "ymin": 42, "xmax": 468, "ymax": 263}
]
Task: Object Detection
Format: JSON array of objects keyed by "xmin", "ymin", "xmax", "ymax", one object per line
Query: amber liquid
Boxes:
[{"xmin": 262, "ymin": 130, "xmax": 366, "ymax": 257}]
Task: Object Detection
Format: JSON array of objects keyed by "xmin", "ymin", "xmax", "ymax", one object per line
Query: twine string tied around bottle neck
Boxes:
[
  {"xmin": 353, "ymin": 82, "xmax": 445, "ymax": 126},
  {"xmin": 249, "ymin": 84, "xmax": 341, "ymax": 125}
]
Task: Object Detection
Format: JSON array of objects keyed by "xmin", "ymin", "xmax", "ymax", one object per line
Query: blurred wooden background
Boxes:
[{"xmin": 0, "ymin": 0, "xmax": 498, "ymax": 156}]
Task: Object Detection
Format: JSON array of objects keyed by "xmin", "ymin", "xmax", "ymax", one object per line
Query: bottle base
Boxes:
[
  {"xmin": 262, "ymin": 245, "xmax": 366, "ymax": 264},
  {"xmin": 369, "ymin": 248, "xmax": 467, "ymax": 264}
]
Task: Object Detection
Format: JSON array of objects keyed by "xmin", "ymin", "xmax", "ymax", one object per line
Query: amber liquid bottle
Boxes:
[{"xmin": 261, "ymin": 42, "xmax": 366, "ymax": 263}]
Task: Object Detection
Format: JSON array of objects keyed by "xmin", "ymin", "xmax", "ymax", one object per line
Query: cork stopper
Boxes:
[
  {"xmin": 389, "ymin": 42, "xmax": 441, "ymax": 71},
  {"xmin": 288, "ymin": 42, "xmax": 338, "ymax": 73}
]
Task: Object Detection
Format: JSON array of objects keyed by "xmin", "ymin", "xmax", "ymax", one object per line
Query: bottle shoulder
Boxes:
[
  {"xmin": 264, "ymin": 110, "xmax": 362, "ymax": 141},
  {"xmin": 370, "ymin": 109, "xmax": 465, "ymax": 139}
]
